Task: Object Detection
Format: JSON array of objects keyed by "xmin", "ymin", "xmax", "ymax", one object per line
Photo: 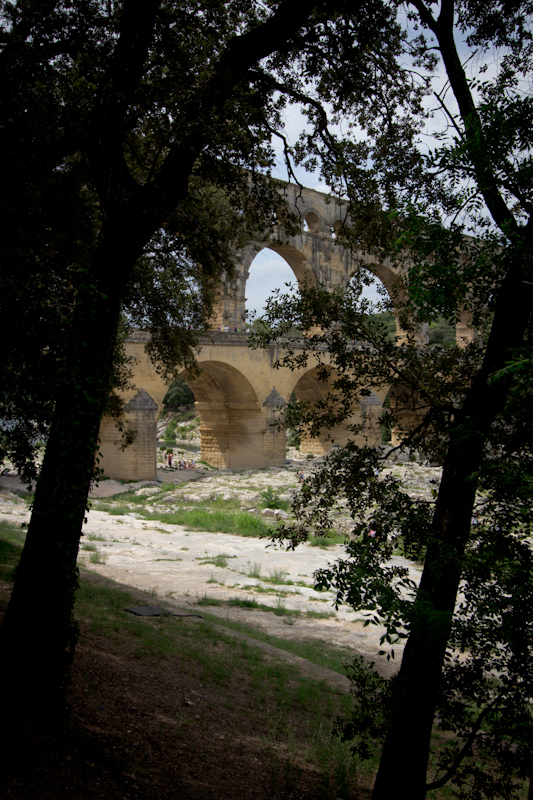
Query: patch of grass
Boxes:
[
  {"xmin": 308, "ymin": 532, "xmax": 345, "ymax": 548},
  {"xmin": 81, "ymin": 542, "xmax": 98, "ymax": 552},
  {"xmin": 97, "ymin": 504, "xmax": 132, "ymax": 516},
  {"xmin": 198, "ymin": 612, "xmax": 353, "ymax": 675},
  {"xmin": 0, "ymin": 519, "xmax": 26, "ymax": 548},
  {"xmin": 207, "ymin": 572, "xmax": 225, "ymax": 585},
  {"xmin": 19, "ymin": 490, "xmax": 35, "ymax": 504},
  {"xmin": 196, "ymin": 594, "xmax": 223, "ymax": 606},
  {"xmin": 143, "ymin": 507, "xmax": 275, "ymax": 537},
  {"xmin": 77, "ymin": 575, "xmax": 351, "ymax": 676},
  {"xmin": 153, "ymin": 557, "xmax": 182, "ymax": 562},
  {"xmin": 159, "ymin": 494, "xmax": 248, "ymax": 512},
  {"xmin": 89, "ymin": 549, "xmax": 108, "ymax": 564},
  {"xmin": 74, "ymin": 570, "xmax": 363, "ymax": 793},
  {"xmin": 240, "ymin": 584, "xmax": 297, "ymax": 597},
  {"xmin": 245, "ymin": 561, "xmax": 263, "ymax": 579},
  {"xmin": 197, "ymin": 553, "xmax": 236, "ymax": 568},
  {"xmin": 86, "ymin": 533, "xmax": 107, "ymax": 542},
  {"xmin": 0, "ymin": 520, "xmax": 24, "ymax": 579},
  {"xmin": 240, "ymin": 583, "xmax": 269, "ymax": 593},
  {"xmin": 81, "ymin": 570, "xmax": 344, "ymax": 675},
  {"xmin": 205, "ymin": 496, "xmax": 243, "ymax": 510},
  {"xmin": 273, "ymin": 596, "xmax": 289, "ymax": 616},
  {"xmin": 226, "ymin": 596, "xmax": 292, "ymax": 617},
  {"xmin": 305, "ymin": 609, "xmax": 336, "ymax": 619},
  {"xmin": 228, "ymin": 597, "xmax": 263, "ymax": 609},
  {"xmin": 263, "ymin": 568, "xmax": 292, "ymax": 585},
  {"xmin": 203, "ymin": 595, "xmax": 335, "ymax": 622}
]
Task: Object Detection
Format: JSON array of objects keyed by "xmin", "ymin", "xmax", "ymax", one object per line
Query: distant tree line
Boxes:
[{"xmin": 371, "ymin": 311, "xmax": 456, "ymax": 345}]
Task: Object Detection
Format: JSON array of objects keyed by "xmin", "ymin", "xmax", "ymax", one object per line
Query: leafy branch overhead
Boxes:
[
  {"xmin": 251, "ymin": 2, "xmax": 533, "ymax": 798},
  {"xmin": 0, "ymin": 0, "xmax": 422, "ymax": 734}
]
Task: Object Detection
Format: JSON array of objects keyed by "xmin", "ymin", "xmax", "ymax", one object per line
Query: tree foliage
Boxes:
[
  {"xmin": 163, "ymin": 376, "xmax": 196, "ymax": 410},
  {"xmin": 0, "ymin": 0, "xmax": 416, "ymax": 725},
  {"xmin": 251, "ymin": 1, "xmax": 533, "ymax": 798}
]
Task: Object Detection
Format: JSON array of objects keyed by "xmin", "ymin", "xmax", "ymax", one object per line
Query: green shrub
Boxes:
[
  {"xmin": 287, "ymin": 428, "xmax": 301, "ymax": 449},
  {"xmin": 260, "ymin": 487, "xmax": 289, "ymax": 511}
]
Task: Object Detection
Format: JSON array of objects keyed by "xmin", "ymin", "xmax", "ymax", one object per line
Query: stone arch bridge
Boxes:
[{"xmin": 99, "ymin": 182, "xmax": 473, "ymax": 480}]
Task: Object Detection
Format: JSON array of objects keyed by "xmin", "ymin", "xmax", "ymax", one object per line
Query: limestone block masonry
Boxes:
[
  {"xmin": 99, "ymin": 388, "xmax": 158, "ymax": 481},
  {"xmin": 98, "ymin": 331, "xmax": 386, "ymax": 481},
  {"xmin": 97, "ymin": 182, "xmax": 474, "ymax": 481}
]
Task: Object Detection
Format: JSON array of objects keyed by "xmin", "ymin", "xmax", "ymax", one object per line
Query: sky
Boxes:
[
  {"xmin": 243, "ymin": 14, "xmax": 510, "ymax": 318},
  {"xmin": 243, "ymin": 107, "xmax": 384, "ymax": 317}
]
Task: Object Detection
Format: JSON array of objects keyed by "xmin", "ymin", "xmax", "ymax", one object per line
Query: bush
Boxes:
[
  {"xmin": 260, "ymin": 487, "xmax": 289, "ymax": 511},
  {"xmin": 287, "ymin": 428, "xmax": 301, "ymax": 449}
]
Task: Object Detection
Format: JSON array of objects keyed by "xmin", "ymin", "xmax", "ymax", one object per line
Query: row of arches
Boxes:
[
  {"xmin": 98, "ymin": 184, "xmax": 476, "ymax": 479},
  {"xmin": 98, "ymin": 336, "xmax": 387, "ymax": 481},
  {"xmin": 210, "ymin": 181, "xmax": 475, "ymax": 345},
  {"xmin": 238, "ymin": 245, "xmax": 470, "ymax": 348}
]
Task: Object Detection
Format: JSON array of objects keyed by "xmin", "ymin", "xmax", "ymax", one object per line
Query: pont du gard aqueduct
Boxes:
[{"xmin": 98, "ymin": 182, "xmax": 474, "ymax": 481}]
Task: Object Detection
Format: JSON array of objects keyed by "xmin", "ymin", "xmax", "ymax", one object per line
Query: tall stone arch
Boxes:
[
  {"xmin": 98, "ymin": 181, "xmax": 479, "ymax": 479},
  {"xmin": 209, "ymin": 184, "xmax": 356, "ymax": 330},
  {"xmin": 181, "ymin": 360, "xmax": 281, "ymax": 470},
  {"xmin": 209, "ymin": 182, "xmax": 429, "ymax": 345},
  {"xmin": 289, "ymin": 365, "xmax": 383, "ymax": 456}
]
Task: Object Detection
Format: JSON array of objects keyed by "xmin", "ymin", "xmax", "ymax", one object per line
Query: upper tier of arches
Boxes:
[{"xmin": 209, "ymin": 182, "xmax": 474, "ymax": 348}]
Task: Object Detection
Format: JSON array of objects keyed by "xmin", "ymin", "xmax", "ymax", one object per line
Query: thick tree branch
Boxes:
[
  {"xmin": 409, "ymin": 0, "xmax": 520, "ymax": 239},
  {"xmin": 426, "ymin": 695, "xmax": 501, "ymax": 790},
  {"xmin": 89, "ymin": 0, "xmax": 163, "ymax": 210},
  {"xmin": 151, "ymin": 0, "xmax": 335, "ymax": 206}
]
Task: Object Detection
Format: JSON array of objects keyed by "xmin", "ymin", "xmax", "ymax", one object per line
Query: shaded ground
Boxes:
[
  {"xmin": 0, "ymin": 463, "xmax": 431, "ymax": 799},
  {"xmin": 0, "ymin": 568, "xmax": 369, "ymax": 800},
  {"xmin": 0, "ymin": 471, "xmax": 421, "ymax": 676}
]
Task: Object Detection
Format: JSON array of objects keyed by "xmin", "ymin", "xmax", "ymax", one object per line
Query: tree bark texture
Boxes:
[
  {"xmin": 372, "ymin": 258, "xmax": 533, "ymax": 798},
  {"xmin": 0, "ymin": 231, "xmax": 143, "ymax": 720}
]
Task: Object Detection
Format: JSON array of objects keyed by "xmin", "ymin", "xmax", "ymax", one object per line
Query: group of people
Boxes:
[
  {"xmin": 163, "ymin": 452, "xmax": 196, "ymax": 470},
  {"xmin": 218, "ymin": 326, "xmax": 244, "ymax": 333}
]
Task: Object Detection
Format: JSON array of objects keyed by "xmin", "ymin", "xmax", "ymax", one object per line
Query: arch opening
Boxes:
[
  {"xmin": 245, "ymin": 247, "xmax": 300, "ymax": 320},
  {"xmin": 157, "ymin": 376, "xmax": 199, "ymax": 465},
  {"xmin": 347, "ymin": 267, "xmax": 424, "ymax": 345},
  {"xmin": 305, "ymin": 211, "xmax": 321, "ymax": 233},
  {"xmin": 289, "ymin": 366, "xmax": 383, "ymax": 456},
  {"xmin": 178, "ymin": 361, "xmax": 282, "ymax": 469}
]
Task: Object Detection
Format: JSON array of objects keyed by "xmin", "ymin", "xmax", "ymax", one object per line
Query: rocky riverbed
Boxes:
[{"xmin": 0, "ymin": 458, "xmax": 442, "ymax": 677}]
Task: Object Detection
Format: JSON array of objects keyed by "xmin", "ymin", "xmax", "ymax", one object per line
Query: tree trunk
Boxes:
[
  {"xmin": 372, "ymin": 449, "xmax": 475, "ymax": 798},
  {"xmin": 372, "ymin": 258, "xmax": 533, "ymax": 798},
  {"xmin": 0, "ymin": 235, "xmax": 136, "ymax": 722}
]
